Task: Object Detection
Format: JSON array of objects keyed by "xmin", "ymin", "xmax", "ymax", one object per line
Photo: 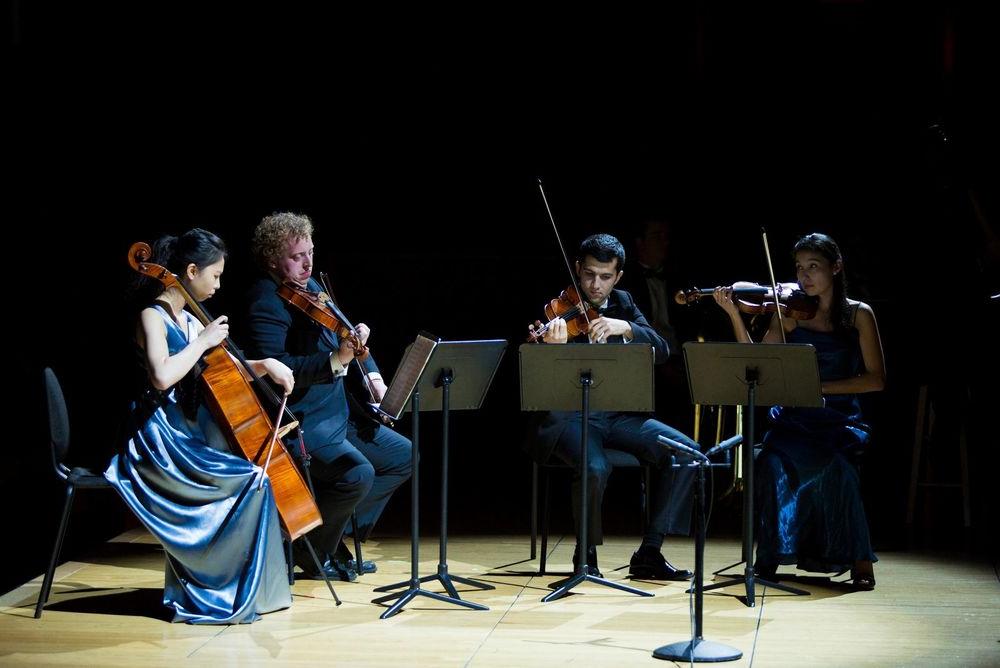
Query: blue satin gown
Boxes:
[
  {"xmin": 754, "ymin": 323, "xmax": 877, "ymax": 574},
  {"xmin": 105, "ymin": 305, "xmax": 292, "ymax": 623}
]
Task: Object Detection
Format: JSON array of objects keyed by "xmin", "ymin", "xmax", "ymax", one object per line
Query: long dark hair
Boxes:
[{"xmin": 793, "ymin": 232, "xmax": 852, "ymax": 331}]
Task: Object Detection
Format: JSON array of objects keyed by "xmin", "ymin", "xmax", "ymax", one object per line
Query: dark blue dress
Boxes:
[
  {"xmin": 105, "ymin": 306, "xmax": 292, "ymax": 623},
  {"xmin": 755, "ymin": 322, "xmax": 877, "ymax": 573}
]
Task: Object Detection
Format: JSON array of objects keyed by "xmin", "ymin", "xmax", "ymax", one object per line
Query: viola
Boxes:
[
  {"xmin": 277, "ymin": 282, "xmax": 369, "ymax": 361},
  {"xmin": 128, "ymin": 242, "xmax": 322, "ymax": 540},
  {"xmin": 527, "ymin": 285, "xmax": 599, "ymax": 342},
  {"xmin": 674, "ymin": 281, "xmax": 818, "ymax": 320},
  {"xmin": 277, "ymin": 277, "xmax": 394, "ymax": 427}
]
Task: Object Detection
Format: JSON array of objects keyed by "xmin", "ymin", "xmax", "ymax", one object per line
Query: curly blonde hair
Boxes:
[{"xmin": 252, "ymin": 212, "xmax": 314, "ymax": 270}]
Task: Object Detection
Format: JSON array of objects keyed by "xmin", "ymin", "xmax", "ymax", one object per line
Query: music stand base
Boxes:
[
  {"xmin": 374, "ymin": 566, "xmax": 493, "ymax": 605},
  {"xmin": 542, "ymin": 571, "xmax": 654, "ymax": 603},
  {"xmin": 372, "ymin": 581, "xmax": 486, "ymax": 619},
  {"xmin": 653, "ymin": 638, "xmax": 742, "ymax": 663},
  {"xmin": 374, "ymin": 566, "xmax": 495, "ymax": 593},
  {"xmin": 701, "ymin": 573, "xmax": 809, "ymax": 606}
]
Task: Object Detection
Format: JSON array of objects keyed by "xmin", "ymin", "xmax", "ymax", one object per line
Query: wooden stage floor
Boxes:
[{"xmin": 2, "ymin": 530, "xmax": 997, "ymax": 666}]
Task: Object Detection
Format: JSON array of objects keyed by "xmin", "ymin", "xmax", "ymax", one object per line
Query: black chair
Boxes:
[
  {"xmin": 530, "ymin": 449, "xmax": 651, "ymax": 575},
  {"xmin": 349, "ymin": 513, "xmax": 365, "ymax": 576},
  {"xmin": 35, "ymin": 368, "xmax": 117, "ymax": 619}
]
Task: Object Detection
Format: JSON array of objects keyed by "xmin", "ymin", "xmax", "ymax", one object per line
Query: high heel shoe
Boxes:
[{"xmin": 850, "ymin": 566, "xmax": 876, "ymax": 591}]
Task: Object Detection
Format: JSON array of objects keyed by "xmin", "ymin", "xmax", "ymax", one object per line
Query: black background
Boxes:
[{"xmin": 8, "ymin": 3, "xmax": 998, "ymax": 594}]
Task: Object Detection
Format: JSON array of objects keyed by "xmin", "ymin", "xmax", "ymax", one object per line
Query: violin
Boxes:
[
  {"xmin": 527, "ymin": 285, "xmax": 599, "ymax": 342},
  {"xmin": 277, "ymin": 282, "xmax": 369, "ymax": 361},
  {"xmin": 674, "ymin": 281, "xmax": 818, "ymax": 320},
  {"xmin": 277, "ymin": 277, "xmax": 394, "ymax": 427}
]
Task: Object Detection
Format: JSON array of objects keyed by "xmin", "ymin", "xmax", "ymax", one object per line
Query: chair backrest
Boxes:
[{"xmin": 43, "ymin": 368, "xmax": 71, "ymax": 479}]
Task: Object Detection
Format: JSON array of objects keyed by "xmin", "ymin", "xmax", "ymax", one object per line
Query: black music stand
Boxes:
[
  {"xmin": 374, "ymin": 339, "xmax": 507, "ymax": 608},
  {"xmin": 519, "ymin": 343, "xmax": 656, "ymax": 602},
  {"xmin": 683, "ymin": 342, "xmax": 822, "ymax": 607}
]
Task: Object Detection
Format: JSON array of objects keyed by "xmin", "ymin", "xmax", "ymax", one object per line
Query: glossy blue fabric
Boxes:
[
  {"xmin": 105, "ymin": 306, "xmax": 291, "ymax": 624},
  {"xmin": 755, "ymin": 324, "xmax": 877, "ymax": 573}
]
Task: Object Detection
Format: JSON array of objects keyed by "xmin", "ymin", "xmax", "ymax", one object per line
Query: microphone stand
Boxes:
[{"xmin": 652, "ymin": 435, "xmax": 743, "ymax": 663}]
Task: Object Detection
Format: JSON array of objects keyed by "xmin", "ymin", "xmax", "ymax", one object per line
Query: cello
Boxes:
[{"xmin": 128, "ymin": 242, "xmax": 322, "ymax": 540}]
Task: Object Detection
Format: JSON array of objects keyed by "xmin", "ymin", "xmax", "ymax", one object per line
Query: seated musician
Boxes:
[
  {"xmin": 245, "ymin": 212, "xmax": 412, "ymax": 582},
  {"xmin": 712, "ymin": 232, "xmax": 884, "ymax": 590},
  {"xmin": 525, "ymin": 233, "xmax": 697, "ymax": 580},
  {"xmin": 106, "ymin": 228, "xmax": 295, "ymax": 624}
]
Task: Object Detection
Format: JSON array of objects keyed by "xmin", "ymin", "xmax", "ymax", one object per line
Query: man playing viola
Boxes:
[
  {"xmin": 525, "ymin": 233, "xmax": 698, "ymax": 580},
  {"xmin": 245, "ymin": 212, "xmax": 412, "ymax": 581}
]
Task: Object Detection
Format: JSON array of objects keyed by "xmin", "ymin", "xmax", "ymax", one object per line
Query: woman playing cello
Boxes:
[{"xmin": 105, "ymin": 228, "xmax": 297, "ymax": 623}]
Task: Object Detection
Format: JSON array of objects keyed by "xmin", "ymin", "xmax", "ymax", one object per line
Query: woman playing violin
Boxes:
[
  {"xmin": 713, "ymin": 232, "xmax": 885, "ymax": 590},
  {"xmin": 245, "ymin": 212, "xmax": 411, "ymax": 582},
  {"xmin": 105, "ymin": 228, "xmax": 296, "ymax": 624}
]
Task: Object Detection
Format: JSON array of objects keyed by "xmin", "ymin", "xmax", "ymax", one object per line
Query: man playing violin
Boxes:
[
  {"xmin": 525, "ymin": 233, "xmax": 698, "ymax": 580},
  {"xmin": 244, "ymin": 212, "xmax": 412, "ymax": 582}
]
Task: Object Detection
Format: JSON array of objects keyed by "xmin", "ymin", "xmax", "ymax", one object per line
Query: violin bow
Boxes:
[
  {"xmin": 760, "ymin": 227, "xmax": 788, "ymax": 343},
  {"xmin": 258, "ymin": 395, "xmax": 288, "ymax": 491},
  {"xmin": 536, "ymin": 177, "xmax": 594, "ymax": 340}
]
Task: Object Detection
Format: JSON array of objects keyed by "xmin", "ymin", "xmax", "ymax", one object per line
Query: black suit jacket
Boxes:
[
  {"xmin": 245, "ymin": 276, "xmax": 380, "ymax": 463},
  {"xmin": 617, "ymin": 260, "xmax": 691, "ymax": 345},
  {"xmin": 523, "ymin": 288, "xmax": 670, "ymax": 464}
]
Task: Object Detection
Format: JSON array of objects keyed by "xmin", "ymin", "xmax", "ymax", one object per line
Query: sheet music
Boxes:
[{"xmin": 379, "ymin": 332, "xmax": 439, "ymax": 419}]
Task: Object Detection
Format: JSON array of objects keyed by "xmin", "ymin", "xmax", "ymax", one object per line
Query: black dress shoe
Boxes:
[
  {"xmin": 293, "ymin": 546, "xmax": 358, "ymax": 582},
  {"xmin": 298, "ymin": 560, "xmax": 358, "ymax": 582},
  {"xmin": 629, "ymin": 548, "xmax": 693, "ymax": 581},
  {"xmin": 571, "ymin": 545, "xmax": 603, "ymax": 578},
  {"xmin": 348, "ymin": 557, "xmax": 377, "ymax": 574},
  {"xmin": 335, "ymin": 541, "xmax": 377, "ymax": 575}
]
